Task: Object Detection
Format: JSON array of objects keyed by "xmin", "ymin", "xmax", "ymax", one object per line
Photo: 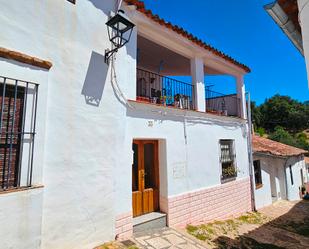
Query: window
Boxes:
[
  {"xmin": 220, "ymin": 140, "xmax": 236, "ymax": 181},
  {"xmin": 289, "ymin": 165, "xmax": 294, "ymax": 185},
  {"xmin": 0, "ymin": 76, "xmax": 38, "ymax": 191},
  {"xmin": 253, "ymin": 160, "xmax": 262, "ymax": 188}
]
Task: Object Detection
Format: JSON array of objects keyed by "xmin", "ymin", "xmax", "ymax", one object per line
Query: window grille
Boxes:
[
  {"xmin": 0, "ymin": 76, "xmax": 38, "ymax": 190},
  {"xmin": 220, "ymin": 140, "xmax": 236, "ymax": 181}
]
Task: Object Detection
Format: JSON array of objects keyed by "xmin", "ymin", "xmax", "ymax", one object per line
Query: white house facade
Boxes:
[
  {"xmin": 0, "ymin": 1, "xmax": 253, "ymax": 249},
  {"xmin": 252, "ymin": 135, "xmax": 307, "ymax": 209}
]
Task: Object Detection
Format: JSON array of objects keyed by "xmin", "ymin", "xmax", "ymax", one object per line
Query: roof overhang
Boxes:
[
  {"xmin": 264, "ymin": 0, "xmax": 304, "ymax": 55},
  {"xmin": 123, "ymin": 0, "xmax": 250, "ymax": 76}
]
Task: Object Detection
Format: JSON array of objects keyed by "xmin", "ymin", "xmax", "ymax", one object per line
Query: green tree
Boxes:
[
  {"xmin": 295, "ymin": 132, "xmax": 309, "ymax": 150},
  {"xmin": 258, "ymin": 95, "xmax": 308, "ymax": 132},
  {"xmin": 268, "ymin": 126, "xmax": 297, "ymax": 147}
]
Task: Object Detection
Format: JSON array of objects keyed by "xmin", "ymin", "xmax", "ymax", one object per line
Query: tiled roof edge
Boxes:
[{"xmin": 124, "ymin": 0, "xmax": 251, "ymax": 73}]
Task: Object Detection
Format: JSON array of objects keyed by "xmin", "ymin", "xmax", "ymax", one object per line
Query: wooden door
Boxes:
[
  {"xmin": 0, "ymin": 84, "xmax": 24, "ymax": 189},
  {"xmin": 132, "ymin": 140, "xmax": 159, "ymax": 217}
]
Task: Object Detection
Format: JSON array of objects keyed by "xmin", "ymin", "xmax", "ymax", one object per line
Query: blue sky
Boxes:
[{"xmin": 142, "ymin": 0, "xmax": 309, "ymax": 104}]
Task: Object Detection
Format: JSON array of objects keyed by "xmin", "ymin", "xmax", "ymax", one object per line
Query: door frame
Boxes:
[{"xmin": 132, "ymin": 139, "xmax": 160, "ymax": 217}]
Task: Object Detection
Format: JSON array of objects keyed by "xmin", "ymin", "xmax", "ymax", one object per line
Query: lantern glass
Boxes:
[{"xmin": 106, "ymin": 11, "xmax": 135, "ymax": 48}]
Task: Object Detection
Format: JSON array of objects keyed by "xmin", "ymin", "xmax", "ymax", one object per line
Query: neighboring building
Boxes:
[
  {"xmin": 0, "ymin": 1, "xmax": 252, "ymax": 249},
  {"xmin": 252, "ymin": 135, "xmax": 307, "ymax": 209},
  {"xmin": 265, "ymin": 0, "xmax": 309, "ymax": 86},
  {"xmin": 305, "ymin": 157, "xmax": 309, "ymax": 191}
]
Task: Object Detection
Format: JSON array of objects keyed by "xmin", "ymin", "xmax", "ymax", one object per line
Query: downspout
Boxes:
[{"xmin": 246, "ymin": 92, "xmax": 256, "ymax": 211}]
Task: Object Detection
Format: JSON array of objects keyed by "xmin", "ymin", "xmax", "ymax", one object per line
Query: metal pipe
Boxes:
[{"xmin": 246, "ymin": 92, "xmax": 256, "ymax": 211}]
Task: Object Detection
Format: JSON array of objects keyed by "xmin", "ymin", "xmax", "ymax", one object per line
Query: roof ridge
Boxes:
[{"xmin": 124, "ymin": 0, "xmax": 251, "ymax": 73}]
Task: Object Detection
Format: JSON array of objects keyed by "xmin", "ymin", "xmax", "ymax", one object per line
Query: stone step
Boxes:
[{"xmin": 133, "ymin": 212, "xmax": 167, "ymax": 233}]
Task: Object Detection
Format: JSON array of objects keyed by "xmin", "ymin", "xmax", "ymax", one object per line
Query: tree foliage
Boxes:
[
  {"xmin": 256, "ymin": 95, "xmax": 309, "ymax": 132},
  {"xmin": 251, "ymin": 95, "xmax": 309, "ymax": 150}
]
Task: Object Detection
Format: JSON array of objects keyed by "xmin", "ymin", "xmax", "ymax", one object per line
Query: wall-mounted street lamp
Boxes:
[{"xmin": 105, "ymin": 10, "xmax": 135, "ymax": 63}]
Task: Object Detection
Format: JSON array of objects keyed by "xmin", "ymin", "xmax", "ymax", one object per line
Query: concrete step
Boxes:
[{"xmin": 133, "ymin": 212, "xmax": 167, "ymax": 233}]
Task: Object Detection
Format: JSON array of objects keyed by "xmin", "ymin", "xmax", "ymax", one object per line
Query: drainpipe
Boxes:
[{"xmin": 246, "ymin": 92, "xmax": 256, "ymax": 211}]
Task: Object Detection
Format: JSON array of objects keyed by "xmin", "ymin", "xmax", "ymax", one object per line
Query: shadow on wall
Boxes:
[
  {"xmin": 88, "ymin": 0, "xmax": 115, "ymax": 16},
  {"xmin": 81, "ymin": 51, "xmax": 108, "ymax": 107}
]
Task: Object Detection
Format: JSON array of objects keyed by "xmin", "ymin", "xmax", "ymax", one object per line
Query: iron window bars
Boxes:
[
  {"xmin": 136, "ymin": 68, "xmax": 195, "ymax": 110},
  {"xmin": 0, "ymin": 76, "xmax": 38, "ymax": 190},
  {"xmin": 220, "ymin": 139, "xmax": 237, "ymax": 181}
]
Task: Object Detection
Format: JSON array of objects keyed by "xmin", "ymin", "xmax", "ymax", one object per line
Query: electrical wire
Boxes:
[{"xmin": 116, "ymin": 0, "xmax": 123, "ymax": 12}]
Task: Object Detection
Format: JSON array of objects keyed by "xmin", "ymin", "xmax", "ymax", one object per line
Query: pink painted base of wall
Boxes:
[
  {"xmin": 115, "ymin": 212, "xmax": 133, "ymax": 240},
  {"xmin": 162, "ymin": 178, "xmax": 252, "ymax": 228}
]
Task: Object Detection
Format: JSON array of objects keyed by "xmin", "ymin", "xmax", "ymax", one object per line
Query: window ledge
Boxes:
[
  {"xmin": 0, "ymin": 185, "xmax": 44, "ymax": 195},
  {"xmin": 255, "ymin": 184, "xmax": 263, "ymax": 190},
  {"xmin": 221, "ymin": 176, "xmax": 237, "ymax": 184}
]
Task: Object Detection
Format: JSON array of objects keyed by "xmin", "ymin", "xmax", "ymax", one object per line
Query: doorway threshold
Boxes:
[{"xmin": 133, "ymin": 212, "xmax": 167, "ymax": 232}]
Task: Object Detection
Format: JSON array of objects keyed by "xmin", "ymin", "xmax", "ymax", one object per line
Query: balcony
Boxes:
[
  {"xmin": 206, "ymin": 90, "xmax": 241, "ymax": 118},
  {"xmin": 136, "ymin": 68, "xmax": 195, "ymax": 110},
  {"xmin": 135, "ymin": 34, "xmax": 246, "ymax": 119}
]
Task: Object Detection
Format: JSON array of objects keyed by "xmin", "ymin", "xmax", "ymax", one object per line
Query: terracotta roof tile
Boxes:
[
  {"xmin": 305, "ymin": 157, "xmax": 309, "ymax": 164},
  {"xmin": 124, "ymin": 0, "xmax": 250, "ymax": 73},
  {"xmin": 252, "ymin": 135, "xmax": 307, "ymax": 157}
]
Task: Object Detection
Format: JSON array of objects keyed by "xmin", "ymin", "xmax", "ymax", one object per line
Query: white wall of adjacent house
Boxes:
[
  {"xmin": 298, "ymin": 0, "xmax": 309, "ymax": 86},
  {"xmin": 285, "ymin": 156, "xmax": 307, "ymax": 201},
  {"xmin": 0, "ymin": 0, "xmax": 136, "ymax": 249},
  {"xmin": 253, "ymin": 154, "xmax": 307, "ymax": 209},
  {"xmin": 253, "ymin": 155, "xmax": 287, "ymax": 209}
]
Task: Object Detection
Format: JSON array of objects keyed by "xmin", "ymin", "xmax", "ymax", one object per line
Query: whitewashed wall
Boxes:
[
  {"xmin": 0, "ymin": 1, "xmax": 251, "ymax": 248},
  {"xmin": 0, "ymin": 0, "xmax": 136, "ymax": 249},
  {"xmin": 0, "ymin": 59, "xmax": 49, "ymax": 249},
  {"xmin": 253, "ymin": 155, "xmax": 286, "ymax": 209},
  {"xmin": 298, "ymin": 0, "xmax": 309, "ymax": 86},
  {"xmin": 253, "ymin": 154, "xmax": 306, "ymax": 209},
  {"xmin": 126, "ymin": 102, "xmax": 250, "ymax": 202},
  {"xmin": 285, "ymin": 156, "xmax": 306, "ymax": 201}
]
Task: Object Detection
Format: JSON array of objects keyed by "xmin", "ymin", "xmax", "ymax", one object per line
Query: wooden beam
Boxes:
[{"xmin": 0, "ymin": 47, "xmax": 52, "ymax": 70}]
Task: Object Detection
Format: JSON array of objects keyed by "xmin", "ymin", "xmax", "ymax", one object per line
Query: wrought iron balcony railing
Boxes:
[
  {"xmin": 136, "ymin": 68, "xmax": 195, "ymax": 110},
  {"xmin": 206, "ymin": 89, "xmax": 241, "ymax": 118}
]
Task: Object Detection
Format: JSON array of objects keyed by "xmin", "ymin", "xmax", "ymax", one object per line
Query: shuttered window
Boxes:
[
  {"xmin": 0, "ymin": 77, "xmax": 38, "ymax": 190},
  {"xmin": 220, "ymin": 140, "xmax": 237, "ymax": 181}
]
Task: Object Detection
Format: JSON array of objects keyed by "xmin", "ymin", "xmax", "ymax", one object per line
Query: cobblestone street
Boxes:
[{"xmin": 133, "ymin": 228, "xmax": 207, "ymax": 249}]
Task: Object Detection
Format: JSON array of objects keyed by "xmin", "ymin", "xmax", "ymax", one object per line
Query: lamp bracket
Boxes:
[{"xmin": 105, "ymin": 48, "xmax": 118, "ymax": 64}]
